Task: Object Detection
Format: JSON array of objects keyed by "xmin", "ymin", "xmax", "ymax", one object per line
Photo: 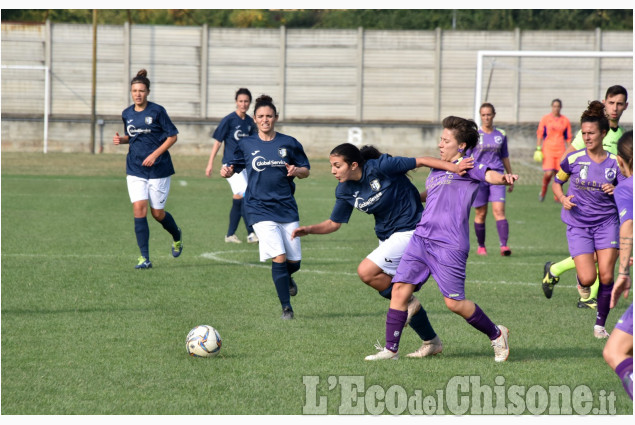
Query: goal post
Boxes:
[
  {"xmin": 1, "ymin": 64, "xmax": 51, "ymax": 153},
  {"xmin": 473, "ymin": 50, "xmax": 634, "ymax": 126}
]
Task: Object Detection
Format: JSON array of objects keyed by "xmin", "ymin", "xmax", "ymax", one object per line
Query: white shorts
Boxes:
[
  {"xmin": 226, "ymin": 168, "xmax": 248, "ymax": 196},
  {"xmin": 126, "ymin": 175, "xmax": 171, "ymax": 209},
  {"xmin": 366, "ymin": 230, "xmax": 415, "ymax": 276},
  {"xmin": 252, "ymin": 221, "xmax": 302, "ymax": 262}
]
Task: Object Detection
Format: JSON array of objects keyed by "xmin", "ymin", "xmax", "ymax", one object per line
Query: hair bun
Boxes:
[{"xmin": 136, "ymin": 69, "xmax": 148, "ymax": 78}]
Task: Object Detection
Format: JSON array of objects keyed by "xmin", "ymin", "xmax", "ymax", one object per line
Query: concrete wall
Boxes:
[{"xmin": 2, "ymin": 22, "xmax": 633, "ymax": 156}]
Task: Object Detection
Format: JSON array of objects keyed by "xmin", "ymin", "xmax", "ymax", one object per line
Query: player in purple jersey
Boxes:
[
  {"xmin": 292, "ymin": 144, "xmax": 472, "ymax": 353},
  {"xmin": 552, "ymin": 101, "xmax": 622, "ymax": 339},
  {"xmin": 468, "ymin": 103, "xmax": 514, "ymax": 256},
  {"xmin": 365, "ymin": 116, "xmax": 518, "ymax": 362},
  {"xmin": 543, "ymin": 86, "xmax": 629, "ymax": 310},
  {"xmin": 205, "ymin": 88, "xmax": 258, "ymax": 244},
  {"xmin": 604, "ymin": 130, "xmax": 633, "ymax": 400},
  {"xmin": 221, "ymin": 95, "xmax": 310, "ymax": 320},
  {"xmin": 113, "ymin": 69, "xmax": 183, "ymax": 269}
]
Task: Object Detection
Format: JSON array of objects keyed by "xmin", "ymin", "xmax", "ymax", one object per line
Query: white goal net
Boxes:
[{"xmin": 1, "ymin": 64, "xmax": 51, "ymax": 153}]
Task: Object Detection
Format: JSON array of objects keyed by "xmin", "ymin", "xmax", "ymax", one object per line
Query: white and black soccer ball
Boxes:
[{"xmin": 186, "ymin": 325, "xmax": 222, "ymax": 358}]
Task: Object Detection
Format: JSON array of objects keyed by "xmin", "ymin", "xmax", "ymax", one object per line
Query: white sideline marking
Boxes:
[
  {"xmin": 2, "ymin": 251, "xmax": 578, "ymax": 288},
  {"xmin": 199, "ymin": 250, "xmax": 578, "ymax": 288}
]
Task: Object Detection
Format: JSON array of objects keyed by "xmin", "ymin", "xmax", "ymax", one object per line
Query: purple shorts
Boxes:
[
  {"xmin": 566, "ymin": 218, "xmax": 619, "ymax": 258},
  {"xmin": 472, "ymin": 181, "xmax": 506, "ymax": 208},
  {"xmin": 392, "ymin": 234, "xmax": 468, "ymax": 300},
  {"xmin": 615, "ymin": 304, "xmax": 633, "ymax": 335}
]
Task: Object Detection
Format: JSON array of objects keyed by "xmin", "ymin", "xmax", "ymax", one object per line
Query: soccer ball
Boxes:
[{"xmin": 186, "ymin": 325, "xmax": 222, "ymax": 358}]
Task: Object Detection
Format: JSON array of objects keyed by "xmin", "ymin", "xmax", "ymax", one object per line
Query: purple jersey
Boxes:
[
  {"xmin": 555, "ymin": 149, "xmax": 622, "ymax": 227},
  {"xmin": 466, "ymin": 127, "xmax": 509, "ymax": 173},
  {"xmin": 615, "ymin": 176, "xmax": 633, "ymax": 225},
  {"xmin": 415, "ymin": 158, "xmax": 489, "ymax": 251}
]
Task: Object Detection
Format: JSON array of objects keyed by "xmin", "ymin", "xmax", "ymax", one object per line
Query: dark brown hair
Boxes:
[
  {"xmin": 580, "ymin": 100, "xmax": 610, "ymax": 134},
  {"xmin": 442, "ymin": 116, "xmax": 480, "ymax": 151},
  {"xmin": 254, "ymin": 94, "xmax": 277, "ymax": 116},
  {"xmin": 131, "ymin": 69, "xmax": 150, "ymax": 90},
  {"xmin": 617, "ymin": 130, "xmax": 633, "ymax": 172}
]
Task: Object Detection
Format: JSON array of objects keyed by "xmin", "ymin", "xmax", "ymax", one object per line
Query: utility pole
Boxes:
[{"xmin": 90, "ymin": 9, "xmax": 98, "ymax": 153}]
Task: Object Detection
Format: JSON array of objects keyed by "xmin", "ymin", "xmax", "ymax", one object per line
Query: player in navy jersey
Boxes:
[
  {"xmin": 468, "ymin": 103, "xmax": 514, "ymax": 256},
  {"xmin": 552, "ymin": 101, "xmax": 623, "ymax": 339},
  {"xmin": 205, "ymin": 88, "xmax": 258, "ymax": 244},
  {"xmin": 365, "ymin": 116, "xmax": 518, "ymax": 362},
  {"xmin": 221, "ymin": 95, "xmax": 310, "ymax": 320},
  {"xmin": 292, "ymin": 143, "xmax": 473, "ymax": 355},
  {"xmin": 113, "ymin": 69, "xmax": 183, "ymax": 269},
  {"xmin": 604, "ymin": 130, "xmax": 633, "ymax": 400}
]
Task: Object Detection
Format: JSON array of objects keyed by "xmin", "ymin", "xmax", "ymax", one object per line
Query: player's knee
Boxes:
[
  {"xmin": 391, "ymin": 283, "xmax": 411, "ymax": 304},
  {"xmin": 444, "ymin": 298, "xmax": 461, "ymax": 314}
]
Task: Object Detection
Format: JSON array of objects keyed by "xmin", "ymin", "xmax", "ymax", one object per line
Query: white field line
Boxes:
[{"xmin": 1, "ymin": 249, "xmax": 579, "ymax": 288}]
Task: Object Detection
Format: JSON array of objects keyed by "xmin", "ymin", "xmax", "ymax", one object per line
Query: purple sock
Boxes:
[
  {"xmin": 595, "ymin": 282, "xmax": 614, "ymax": 327},
  {"xmin": 615, "ymin": 358, "xmax": 633, "ymax": 400},
  {"xmin": 385, "ymin": 308, "xmax": 408, "ymax": 353},
  {"xmin": 466, "ymin": 304, "xmax": 500, "ymax": 340},
  {"xmin": 495, "ymin": 219, "xmax": 509, "ymax": 246},
  {"xmin": 474, "ymin": 222, "xmax": 486, "ymax": 247}
]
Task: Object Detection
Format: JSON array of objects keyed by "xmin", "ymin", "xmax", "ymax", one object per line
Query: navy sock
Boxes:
[
  {"xmin": 272, "ymin": 262, "xmax": 292, "ymax": 309},
  {"xmin": 409, "ymin": 307, "xmax": 437, "ymax": 341},
  {"xmin": 134, "ymin": 217, "xmax": 150, "ymax": 260},
  {"xmin": 379, "ymin": 284, "xmax": 393, "ymax": 300},
  {"xmin": 228, "ymin": 199, "xmax": 242, "ymax": 236},
  {"xmin": 286, "ymin": 260, "xmax": 301, "ymax": 276},
  {"xmin": 160, "ymin": 211, "xmax": 180, "ymax": 241}
]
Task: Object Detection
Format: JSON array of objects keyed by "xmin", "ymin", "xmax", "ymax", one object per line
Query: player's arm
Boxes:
[
  {"xmin": 420, "ymin": 190, "xmax": 428, "ymax": 203},
  {"xmin": 113, "ymin": 132, "xmax": 129, "ymax": 145},
  {"xmin": 286, "ymin": 164, "xmax": 310, "ymax": 179},
  {"xmin": 502, "ymin": 157, "xmax": 514, "ymax": 192},
  {"xmin": 612, "ymin": 218, "xmax": 633, "ymax": 308},
  {"xmin": 142, "ymin": 135, "xmax": 177, "ymax": 167},
  {"xmin": 415, "ymin": 156, "xmax": 473, "ymax": 175},
  {"xmin": 205, "ymin": 140, "xmax": 223, "ymax": 177},
  {"xmin": 292, "ymin": 219, "xmax": 341, "ymax": 238},
  {"xmin": 484, "ymin": 169, "xmax": 518, "ymax": 186}
]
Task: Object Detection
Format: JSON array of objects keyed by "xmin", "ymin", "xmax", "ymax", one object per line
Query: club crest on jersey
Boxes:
[
  {"xmin": 495, "ymin": 136, "xmax": 503, "ymax": 144},
  {"xmin": 278, "ymin": 148, "xmax": 287, "ymax": 158},
  {"xmin": 145, "ymin": 116, "xmax": 153, "ymax": 125},
  {"xmin": 580, "ymin": 165, "xmax": 589, "ymax": 180},
  {"xmin": 370, "ymin": 179, "xmax": 381, "ymax": 192},
  {"xmin": 605, "ymin": 168, "xmax": 616, "ymax": 181}
]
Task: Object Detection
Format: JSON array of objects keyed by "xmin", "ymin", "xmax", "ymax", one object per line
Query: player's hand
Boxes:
[
  {"xmin": 611, "ymin": 274, "xmax": 631, "ymax": 308},
  {"xmin": 286, "ymin": 163, "xmax": 298, "ymax": 177},
  {"xmin": 507, "ymin": 184, "xmax": 514, "ymax": 193},
  {"xmin": 456, "ymin": 157, "xmax": 474, "ymax": 175},
  {"xmin": 560, "ymin": 195, "xmax": 576, "ymax": 210},
  {"xmin": 113, "ymin": 132, "xmax": 122, "ymax": 145},
  {"xmin": 601, "ymin": 183, "xmax": 615, "ymax": 195},
  {"xmin": 502, "ymin": 174, "xmax": 518, "ymax": 186},
  {"xmin": 205, "ymin": 164, "xmax": 214, "ymax": 177},
  {"xmin": 533, "ymin": 147, "xmax": 543, "ymax": 163},
  {"xmin": 291, "ymin": 226, "xmax": 309, "ymax": 239},
  {"xmin": 220, "ymin": 164, "xmax": 234, "ymax": 178},
  {"xmin": 142, "ymin": 153, "xmax": 158, "ymax": 167}
]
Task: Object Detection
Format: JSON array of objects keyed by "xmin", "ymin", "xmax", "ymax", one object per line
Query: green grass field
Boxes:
[{"xmin": 1, "ymin": 152, "xmax": 632, "ymax": 415}]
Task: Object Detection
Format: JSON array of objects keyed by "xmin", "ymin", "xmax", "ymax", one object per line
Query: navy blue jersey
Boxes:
[
  {"xmin": 330, "ymin": 154, "xmax": 422, "ymax": 241},
  {"xmin": 212, "ymin": 111, "xmax": 256, "ymax": 164},
  {"xmin": 231, "ymin": 132, "xmax": 310, "ymax": 225},
  {"xmin": 121, "ymin": 101, "xmax": 178, "ymax": 179}
]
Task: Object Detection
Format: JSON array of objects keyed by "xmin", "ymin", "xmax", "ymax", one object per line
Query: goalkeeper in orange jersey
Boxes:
[{"xmin": 535, "ymin": 99, "xmax": 572, "ymax": 202}]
